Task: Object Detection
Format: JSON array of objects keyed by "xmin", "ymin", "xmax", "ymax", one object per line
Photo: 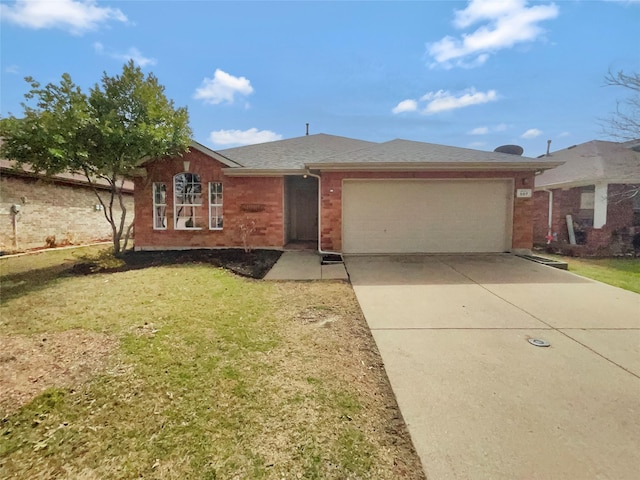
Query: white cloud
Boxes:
[
  {"xmin": 0, "ymin": 0, "xmax": 127, "ymax": 35},
  {"xmin": 5, "ymin": 64, "xmax": 20, "ymax": 74},
  {"xmin": 113, "ymin": 47, "xmax": 155, "ymax": 67},
  {"xmin": 391, "ymin": 99, "xmax": 418, "ymax": 114},
  {"xmin": 393, "ymin": 88, "xmax": 498, "ymax": 115},
  {"xmin": 557, "ymin": 131, "xmax": 570, "ymax": 138},
  {"xmin": 209, "ymin": 128, "xmax": 282, "ymax": 147},
  {"xmin": 469, "ymin": 123, "xmax": 509, "ymax": 135},
  {"xmin": 194, "ymin": 69, "xmax": 254, "ymax": 105},
  {"xmin": 521, "ymin": 128, "xmax": 543, "ymax": 139},
  {"xmin": 422, "ymin": 88, "xmax": 498, "ymax": 113},
  {"xmin": 93, "ymin": 42, "xmax": 155, "ymax": 67},
  {"xmin": 428, "ymin": 0, "xmax": 559, "ymax": 68}
]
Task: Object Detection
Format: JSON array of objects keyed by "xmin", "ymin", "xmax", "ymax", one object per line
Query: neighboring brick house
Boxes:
[
  {"xmin": 134, "ymin": 135, "xmax": 560, "ymax": 254},
  {"xmin": 0, "ymin": 160, "xmax": 134, "ymax": 251},
  {"xmin": 533, "ymin": 139, "xmax": 640, "ymax": 256}
]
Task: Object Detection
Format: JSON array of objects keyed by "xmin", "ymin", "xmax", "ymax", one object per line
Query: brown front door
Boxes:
[{"xmin": 288, "ymin": 176, "xmax": 318, "ymax": 241}]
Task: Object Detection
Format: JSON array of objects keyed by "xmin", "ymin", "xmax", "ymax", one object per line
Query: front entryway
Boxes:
[{"xmin": 285, "ymin": 176, "xmax": 318, "ymax": 243}]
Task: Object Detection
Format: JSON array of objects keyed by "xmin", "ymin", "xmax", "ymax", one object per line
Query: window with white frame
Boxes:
[
  {"xmin": 174, "ymin": 172, "xmax": 202, "ymax": 229},
  {"xmin": 577, "ymin": 185, "xmax": 595, "ymax": 227},
  {"xmin": 580, "ymin": 186, "xmax": 595, "ymax": 210},
  {"xmin": 209, "ymin": 182, "xmax": 223, "ymax": 229},
  {"xmin": 153, "ymin": 183, "xmax": 167, "ymax": 229}
]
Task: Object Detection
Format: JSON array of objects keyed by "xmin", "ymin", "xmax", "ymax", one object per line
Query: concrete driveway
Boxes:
[{"xmin": 345, "ymin": 254, "xmax": 640, "ymax": 480}]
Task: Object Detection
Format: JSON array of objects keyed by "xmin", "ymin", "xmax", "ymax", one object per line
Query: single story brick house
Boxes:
[
  {"xmin": 1, "ymin": 159, "xmax": 134, "ymax": 251},
  {"xmin": 533, "ymin": 139, "xmax": 640, "ymax": 255},
  {"xmin": 133, "ymin": 134, "xmax": 561, "ymax": 254}
]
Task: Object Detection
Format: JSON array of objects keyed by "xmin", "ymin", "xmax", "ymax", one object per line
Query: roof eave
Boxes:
[
  {"xmin": 535, "ymin": 176, "xmax": 640, "ymax": 190},
  {"xmin": 189, "ymin": 140, "xmax": 244, "ymax": 168},
  {"xmin": 0, "ymin": 164, "xmax": 134, "ymax": 192},
  {"xmin": 221, "ymin": 168, "xmax": 307, "ymax": 177},
  {"xmin": 304, "ymin": 161, "xmax": 564, "ymax": 172}
]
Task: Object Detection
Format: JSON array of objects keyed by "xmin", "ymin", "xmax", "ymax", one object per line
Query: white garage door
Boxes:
[{"xmin": 342, "ymin": 179, "xmax": 512, "ymax": 254}]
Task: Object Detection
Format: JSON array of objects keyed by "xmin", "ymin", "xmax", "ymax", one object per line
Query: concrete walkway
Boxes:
[
  {"xmin": 264, "ymin": 251, "xmax": 348, "ymax": 281},
  {"xmin": 346, "ymin": 254, "xmax": 640, "ymax": 480}
]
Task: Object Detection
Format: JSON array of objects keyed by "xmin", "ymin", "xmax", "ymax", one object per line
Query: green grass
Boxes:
[
  {"xmin": 544, "ymin": 254, "xmax": 640, "ymax": 293},
  {"xmin": 0, "ymin": 244, "xmax": 111, "ymax": 277},
  {"xmin": 0, "ymin": 251, "xmax": 419, "ymax": 479}
]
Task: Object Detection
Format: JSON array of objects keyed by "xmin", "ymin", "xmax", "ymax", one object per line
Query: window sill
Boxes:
[{"xmin": 175, "ymin": 227, "xmax": 203, "ymax": 231}]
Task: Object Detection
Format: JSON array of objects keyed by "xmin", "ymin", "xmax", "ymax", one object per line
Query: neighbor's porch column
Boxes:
[{"xmin": 593, "ymin": 182, "xmax": 609, "ymax": 229}]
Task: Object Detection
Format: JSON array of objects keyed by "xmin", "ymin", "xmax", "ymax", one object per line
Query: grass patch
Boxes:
[
  {"xmin": 0, "ymin": 244, "xmax": 113, "ymax": 302},
  {"xmin": 0, "ymin": 255, "xmax": 424, "ymax": 478},
  {"xmin": 543, "ymin": 254, "xmax": 640, "ymax": 293},
  {"xmin": 0, "ymin": 244, "xmax": 111, "ymax": 277}
]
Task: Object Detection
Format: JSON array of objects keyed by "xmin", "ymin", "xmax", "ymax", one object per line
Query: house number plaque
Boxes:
[{"xmin": 516, "ymin": 189, "xmax": 532, "ymax": 198}]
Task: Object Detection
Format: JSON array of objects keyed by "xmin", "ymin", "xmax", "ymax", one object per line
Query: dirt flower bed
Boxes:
[{"xmin": 72, "ymin": 248, "xmax": 282, "ymax": 279}]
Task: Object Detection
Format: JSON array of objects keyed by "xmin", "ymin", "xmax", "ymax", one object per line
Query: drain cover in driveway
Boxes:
[{"xmin": 528, "ymin": 338, "xmax": 551, "ymax": 347}]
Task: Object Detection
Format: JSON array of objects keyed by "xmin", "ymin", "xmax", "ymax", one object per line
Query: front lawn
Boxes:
[
  {"xmin": 543, "ymin": 254, "xmax": 640, "ymax": 294},
  {"xmin": 0, "ymin": 251, "xmax": 424, "ymax": 479}
]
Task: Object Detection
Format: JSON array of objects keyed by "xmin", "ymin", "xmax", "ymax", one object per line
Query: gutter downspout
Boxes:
[
  {"xmin": 542, "ymin": 189, "xmax": 553, "ymax": 243},
  {"xmin": 304, "ymin": 171, "xmax": 342, "ymax": 256}
]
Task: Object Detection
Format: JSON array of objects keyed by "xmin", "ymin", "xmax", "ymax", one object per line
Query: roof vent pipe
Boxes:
[
  {"xmin": 546, "ymin": 139, "xmax": 552, "ymax": 157},
  {"xmin": 306, "ymin": 123, "xmax": 309, "ymax": 136}
]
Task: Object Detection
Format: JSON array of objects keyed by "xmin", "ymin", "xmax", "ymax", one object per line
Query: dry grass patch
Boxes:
[
  {"xmin": 0, "ymin": 330, "xmax": 117, "ymax": 415},
  {"xmin": 0, "ymin": 260, "xmax": 424, "ymax": 479}
]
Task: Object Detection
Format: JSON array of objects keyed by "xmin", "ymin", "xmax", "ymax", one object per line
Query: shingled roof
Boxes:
[
  {"xmin": 535, "ymin": 140, "xmax": 640, "ymax": 189},
  {"xmin": 218, "ymin": 133, "xmax": 374, "ymax": 170},
  {"xmin": 219, "ymin": 133, "xmax": 562, "ymax": 173}
]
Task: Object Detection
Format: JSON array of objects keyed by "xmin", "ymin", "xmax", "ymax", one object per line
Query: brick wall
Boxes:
[
  {"xmin": 533, "ymin": 190, "xmax": 551, "ymax": 244},
  {"xmin": 136, "ymin": 153, "xmax": 539, "ymax": 253},
  {"xmin": 606, "ymin": 184, "xmax": 635, "ymax": 231},
  {"xmin": 533, "ymin": 184, "xmax": 637, "ymax": 255},
  {"xmin": 319, "ymin": 170, "xmax": 535, "ymax": 252},
  {"xmin": 0, "ymin": 174, "xmax": 134, "ymax": 251},
  {"xmin": 134, "ymin": 149, "xmax": 284, "ymax": 250}
]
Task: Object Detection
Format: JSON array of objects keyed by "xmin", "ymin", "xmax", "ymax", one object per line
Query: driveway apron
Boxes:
[{"xmin": 346, "ymin": 254, "xmax": 640, "ymax": 480}]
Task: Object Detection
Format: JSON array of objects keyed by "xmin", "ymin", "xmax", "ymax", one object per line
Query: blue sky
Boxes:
[{"xmin": 1, "ymin": 0, "xmax": 638, "ymax": 157}]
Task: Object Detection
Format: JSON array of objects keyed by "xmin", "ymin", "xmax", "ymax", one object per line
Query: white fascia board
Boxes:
[{"xmin": 535, "ymin": 177, "xmax": 640, "ymax": 191}]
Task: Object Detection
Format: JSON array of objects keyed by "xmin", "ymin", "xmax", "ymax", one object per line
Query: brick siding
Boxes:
[
  {"xmin": 533, "ymin": 184, "xmax": 637, "ymax": 255},
  {"xmin": 319, "ymin": 170, "xmax": 535, "ymax": 252},
  {"xmin": 0, "ymin": 174, "xmax": 134, "ymax": 251},
  {"xmin": 133, "ymin": 149, "xmax": 284, "ymax": 250},
  {"xmin": 136, "ymin": 149, "xmax": 538, "ymax": 253}
]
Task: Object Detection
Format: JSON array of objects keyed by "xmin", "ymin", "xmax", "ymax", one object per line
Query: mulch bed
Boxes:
[{"xmin": 70, "ymin": 248, "xmax": 283, "ymax": 279}]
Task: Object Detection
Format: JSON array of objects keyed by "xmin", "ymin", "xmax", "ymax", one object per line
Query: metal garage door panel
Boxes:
[{"xmin": 342, "ymin": 180, "xmax": 512, "ymax": 254}]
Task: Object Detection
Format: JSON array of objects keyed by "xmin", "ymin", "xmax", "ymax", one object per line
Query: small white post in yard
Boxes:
[
  {"xmin": 593, "ymin": 183, "xmax": 609, "ymax": 229},
  {"xmin": 566, "ymin": 214, "xmax": 576, "ymax": 245}
]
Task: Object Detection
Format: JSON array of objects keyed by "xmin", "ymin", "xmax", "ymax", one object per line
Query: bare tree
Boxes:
[{"xmin": 603, "ymin": 70, "xmax": 640, "ymax": 141}]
